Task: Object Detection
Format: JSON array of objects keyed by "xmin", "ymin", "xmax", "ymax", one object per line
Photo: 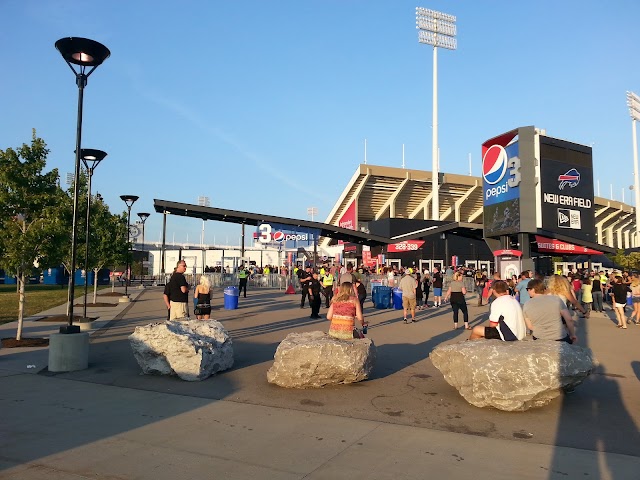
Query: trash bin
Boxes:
[
  {"xmin": 374, "ymin": 286, "xmax": 392, "ymax": 309},
  {"xmin": 392, "ymin": 288, "xmax": 403, "ymax": 310},
  {"xmin": 224, "ymin": 286, "xmax": 239, "ymax": 310}
]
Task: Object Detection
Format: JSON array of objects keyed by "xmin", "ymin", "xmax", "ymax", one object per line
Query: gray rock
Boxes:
[
  {"xmin": 429, "ymin": 340, "xmax": 595, "ymax": 411},
  {"xmin": 129, "ymin": 319, "xmax": 233, "ymax": 381},
  {"xmin": 267, "ymin": 331, "xmax": 376, "ymax": 388}
]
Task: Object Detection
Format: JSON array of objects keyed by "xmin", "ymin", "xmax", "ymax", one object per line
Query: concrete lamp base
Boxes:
[
  {"xmin": 48, "ymin": 332, "xmax": 90, "ymax": 372},
  {"xmin": 119, "ymin": 295, "xmax": 131, "ymax": 303},
  {"xmin": 75, "ymin": 319, "xmax": 94, "ymax": 332}
]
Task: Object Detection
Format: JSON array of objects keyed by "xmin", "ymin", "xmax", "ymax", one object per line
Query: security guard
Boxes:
[
  {"xmin": 308, "ymin": 271, "xmax": 323, "ymax": 319},
  {"xmin": 238, "ymin": 265, "xmax": 249, "ymax": 298},
  {"xmin": 298, "ymin": 266, "xmax": 312, "ymax": 308},
  {"xmin": 321, "ymin": 270, "xmax": 334, "ymax": 308}
]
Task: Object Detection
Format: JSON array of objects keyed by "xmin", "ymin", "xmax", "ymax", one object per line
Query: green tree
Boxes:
[
  {"xmin": 50, "ymin": 169, "xmax": 128, "ymax": 305},
  {"xmin": 612, "ymin": 249, "xmax": 640, "ymax": 271},
  {"xmin": 84, "ymin": 197, "xmax": 127, "ymax": 302},
  {"xmin": 0, "ymin": 131, "xmax": 67, "ymax": 340}
]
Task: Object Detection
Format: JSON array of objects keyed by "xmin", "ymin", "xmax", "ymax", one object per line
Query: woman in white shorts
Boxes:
[{"xmin": 611, "ymin": 275, "xmax": 630, "ymax": 329}]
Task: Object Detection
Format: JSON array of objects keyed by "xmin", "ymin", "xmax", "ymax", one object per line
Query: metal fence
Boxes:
[{"xmin": 143, "ymin": 272, "xmax": 478, "ymax": 295}]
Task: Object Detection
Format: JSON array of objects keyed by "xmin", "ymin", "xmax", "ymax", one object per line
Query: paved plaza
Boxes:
[{"xmin": 1, "ymin": 287, "xmax": 639, "ymax": 479}]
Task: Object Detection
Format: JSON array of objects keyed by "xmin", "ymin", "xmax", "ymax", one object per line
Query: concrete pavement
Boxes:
[{"xmin": 1, "ymin": 287, "xmax": 639, "ymax": 479}]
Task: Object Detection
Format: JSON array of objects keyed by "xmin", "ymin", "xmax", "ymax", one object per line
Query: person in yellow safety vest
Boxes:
[
  {"xmin": 293, "ymin": 266, "xmax": 299, "ymax": 276},
  {"xmin": 238, "ymin": 266, "xmax": 249, "ymax": 298},
  {"xmin": 263, "ymin": 266, "xmax": 270, "ymax": 275},
  {"xmin": 320, "ymin": 266, "xmax": 326, "ymax": 277},
  {"xmin": 321, "ymin": 271, "xmax": 334, "ymax": 308}
]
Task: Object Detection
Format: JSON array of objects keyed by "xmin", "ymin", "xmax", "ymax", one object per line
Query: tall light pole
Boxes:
[
  {"xmin": 627, "ymin": 91, "xmax": 640, "ymax": 246},
  {"xmin": 307, "ymin": 206, "xmax": 318, "ymax": 221},
  {"xmin": 137, "ymin": 212, "xmax": 150, "ymax": 278},
  {"xmin": 120, "ymin": 195, "xmax": 139, "ymax": 299},
  {"xmin": 56, "ymin": 37, "xmax": 110, "ymax": 332},
  {"xmin": 416, "ymin": 7, "xmax": 457, "ymax": 221},
  {"xmin": 198, "ymin": 196, "xmax": 210, "ymax": 273},
  {"xmin": 80, "ymin": 148, "xmax": 107, "ymax": 320}
]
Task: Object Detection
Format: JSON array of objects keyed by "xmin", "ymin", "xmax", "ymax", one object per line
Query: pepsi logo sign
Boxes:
[
  {"xmin": 482, "ymin": 145, "xmax": 508, "ymax": 185},
  {"xmin": 258, "ymin": 223, "xmax": 310, "ymax": 243}
]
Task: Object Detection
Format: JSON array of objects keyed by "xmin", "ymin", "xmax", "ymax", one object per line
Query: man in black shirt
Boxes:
[
  {"xmin": 298, "ymin": 266, "xmax": 312, "ymax": 308},
  {"xmin": 591, "ymin": 273, "xmax": 603, "ymax": 313},
  {"xmin": 308, "ymin": 271, "xmax": 322, "ymax": 319},
  {"xmin": 163, "ymin": 260, "xmax": 190, "ymax": 319},
  {"xmin": 432, "ymin": 267, "xmax": 444, "ymax": 307}
]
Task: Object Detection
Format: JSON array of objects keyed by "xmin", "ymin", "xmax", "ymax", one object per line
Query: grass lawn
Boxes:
[{"xmin": 0, "ymin": 284, "xmax": 110, "ymax": 325}]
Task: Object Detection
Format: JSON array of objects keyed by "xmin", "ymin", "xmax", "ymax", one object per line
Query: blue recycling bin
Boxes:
[
  {"xmin": 224, "ymin": 286, "xmax": 239, "ymax": 310},
  {"xmin": 392, "ymin": 288, "xmax": 404, "ymax": 310},
  {"xmin": 374, "ymin": 286, "xmax": 392, "ymax": 309}
]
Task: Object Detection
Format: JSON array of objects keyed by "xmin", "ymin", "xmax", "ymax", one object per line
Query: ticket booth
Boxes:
[{"xmin": 494, "ymin": 249, "xmax": 522, "ymax": 280}]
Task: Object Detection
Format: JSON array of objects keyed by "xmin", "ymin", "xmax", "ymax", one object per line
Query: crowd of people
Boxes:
[{"xmin": 163, "ymin": 258, "xmax": 639, "ymax": 346}]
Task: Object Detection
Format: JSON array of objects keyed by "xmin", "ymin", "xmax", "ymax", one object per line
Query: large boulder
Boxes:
[
  {"xmin": 430, "ymin": 340, "xmax": 595, "ymax": 411},
  {"xmin": 129, "ymin": 319, "xmax": 233, "ymax": 381},
  {"xmin": 267, "ymin": 331, "xmax": 376, "ymax": 388}
]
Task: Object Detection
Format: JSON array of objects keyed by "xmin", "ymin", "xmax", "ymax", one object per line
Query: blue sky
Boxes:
[{"xmin": 2, "ymin": 0, "xmax": 639, "ymax": 246}]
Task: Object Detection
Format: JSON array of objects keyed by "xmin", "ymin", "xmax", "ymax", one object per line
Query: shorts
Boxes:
[
  {"xmin": 402, "ymin": 296, "xmax": 417, "ymax": 310},
  {"xmin": 169, "ymin": 301, "xmax": 188, "ymax": 320},
  {"xmin": 484, "ymin": 326, "xmax": 501, "ymax": 340},
  {"xmin": 433, "ymin": 287, "xmax": 443, "ymax": 297},
  {"xmin": 614, "ymin": 302, "xmax": 626, "ymax": 308},
  {"xmin": 633, "ymin": 296, "xmax": 640, "ymax": 304}
]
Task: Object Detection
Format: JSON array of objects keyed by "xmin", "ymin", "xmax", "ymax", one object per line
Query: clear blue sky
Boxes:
[{"xmin": 2, "ymin": 0, "xmax": 639, "ymax": 246}]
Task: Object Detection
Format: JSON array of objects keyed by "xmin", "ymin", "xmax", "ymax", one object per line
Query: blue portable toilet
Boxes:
[
  {"xmin": 43, "ymin": 267, "xmax": 67, "ymax": 285},
  {"xmin": 97, "ymin": 269, "xmax": 111, "ymax": 285},
  {"xmin": 74, "ymin": 269, "xmax": 94, "ymax": 286}
]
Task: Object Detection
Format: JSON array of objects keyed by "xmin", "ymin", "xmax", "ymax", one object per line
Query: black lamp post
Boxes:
[
  {"xmin": 120, "ymin": 195, "xmax": 139, "ymax": 297},
  {"xmin": 56, "ymin": 37, "xmax": 110, "ymax": 333},
  {"xmin": 80, "ymin": 149, "xmax": 107, "ymax": 320},
  {"xmin": 137, "ymin": 213, "xmax": 150, "ymax": 278}
]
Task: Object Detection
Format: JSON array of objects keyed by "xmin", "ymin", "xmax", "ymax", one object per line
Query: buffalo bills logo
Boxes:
[
  {"xmin": 482, "ymin": 145, "xmax": 508, "ymax": 185},
  {"xmin": 272, "ymin": 231, "xmax": 285, "ymax": 242},
  {"xmin": 558, "ymin": 168, "xmax": 580, "ymax": 190}
]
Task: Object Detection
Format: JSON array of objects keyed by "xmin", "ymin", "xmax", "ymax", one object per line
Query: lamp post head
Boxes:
[
  {"xmin": 137, "ymin": 212, "xmax": 150, "ymax": 223},
  {"xmin": 79, "ymin": 148, "xmax": 107, "ymax": 171},
  {"xmin": 120, "ymin": 195, "xmax": 139, "ymax": 208},
  {"xmin": 55, "ymin": 37, "xmax": 110, "ymax": 67}
]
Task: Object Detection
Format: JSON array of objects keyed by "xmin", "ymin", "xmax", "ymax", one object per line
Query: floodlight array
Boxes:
[
  {"xmin": 416, "ymin": 7, "xmax": 457, "ymax": 50},
  {"xmin": 418, "ymin": 31, "xmax": 457, "ymax": 50},
  {"xmin": 627, "ymin": 91, "xmax": 640, "ymax": 121},
  {"xmin": 415, "ymin": 7, "xmax": 456, "ymax": 23},
  {"xmin": 416, "ymin": 17, "xmax": 457, "ymax": 37}
]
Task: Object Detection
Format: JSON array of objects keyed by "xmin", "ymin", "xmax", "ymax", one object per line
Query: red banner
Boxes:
[
  {"xmin": 337, "ymin": 200, "xmax": 357, "ymax": 245},
  {"xmin": 534, "ymin": 235, "xmax": 602, "ymax": 255},
  {"xmin": 387, "ymin": 240, "xmax": 425, "ymax": 253},
  {"xmin": 362, "ymin": 250, "xmax": 373, "ymax": 267}
]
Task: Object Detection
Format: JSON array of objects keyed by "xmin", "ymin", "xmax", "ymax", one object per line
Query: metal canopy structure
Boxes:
[
  {"xmin": 323, "ymin": 164, "xmax": 635, "ymax": 251},
  {"xmin": 153, "ymin": 199, "xmax": 391, "ymax": 247}
]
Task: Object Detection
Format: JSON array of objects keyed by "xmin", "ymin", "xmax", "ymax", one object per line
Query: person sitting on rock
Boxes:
[
  {"xmin": 523, "ymin": 279, "xmax": 577, "ymax": 344},
  {"xmin": 468, "ymin": 280, "xmax": 526, "ymax": 341},
  {"xmin": 326, "ymin": 282, "xmax": 367, "ymax": 340}
]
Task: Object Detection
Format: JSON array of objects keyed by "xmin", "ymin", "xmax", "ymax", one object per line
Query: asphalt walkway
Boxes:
[{"xmin": 1, "ymin": 287, "xmax": 639, "ymax": 479}]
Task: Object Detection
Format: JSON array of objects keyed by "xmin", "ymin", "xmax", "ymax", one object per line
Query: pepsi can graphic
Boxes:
[{"xmin": 482, "ymin": 142, "xmax": 520, "ymax": 206}]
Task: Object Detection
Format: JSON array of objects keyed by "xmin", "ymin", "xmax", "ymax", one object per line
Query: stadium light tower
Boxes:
[
  {"xmin": 198, "ymin": 196, "xmax": 210, "ymax": 273},
  {"xmin": 627, "ymin": 91, "xmax": 640, "ymax": 244},
  {"xmin": 416, "ymin": 7, "xmax": 457, "ymax": 221}
]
